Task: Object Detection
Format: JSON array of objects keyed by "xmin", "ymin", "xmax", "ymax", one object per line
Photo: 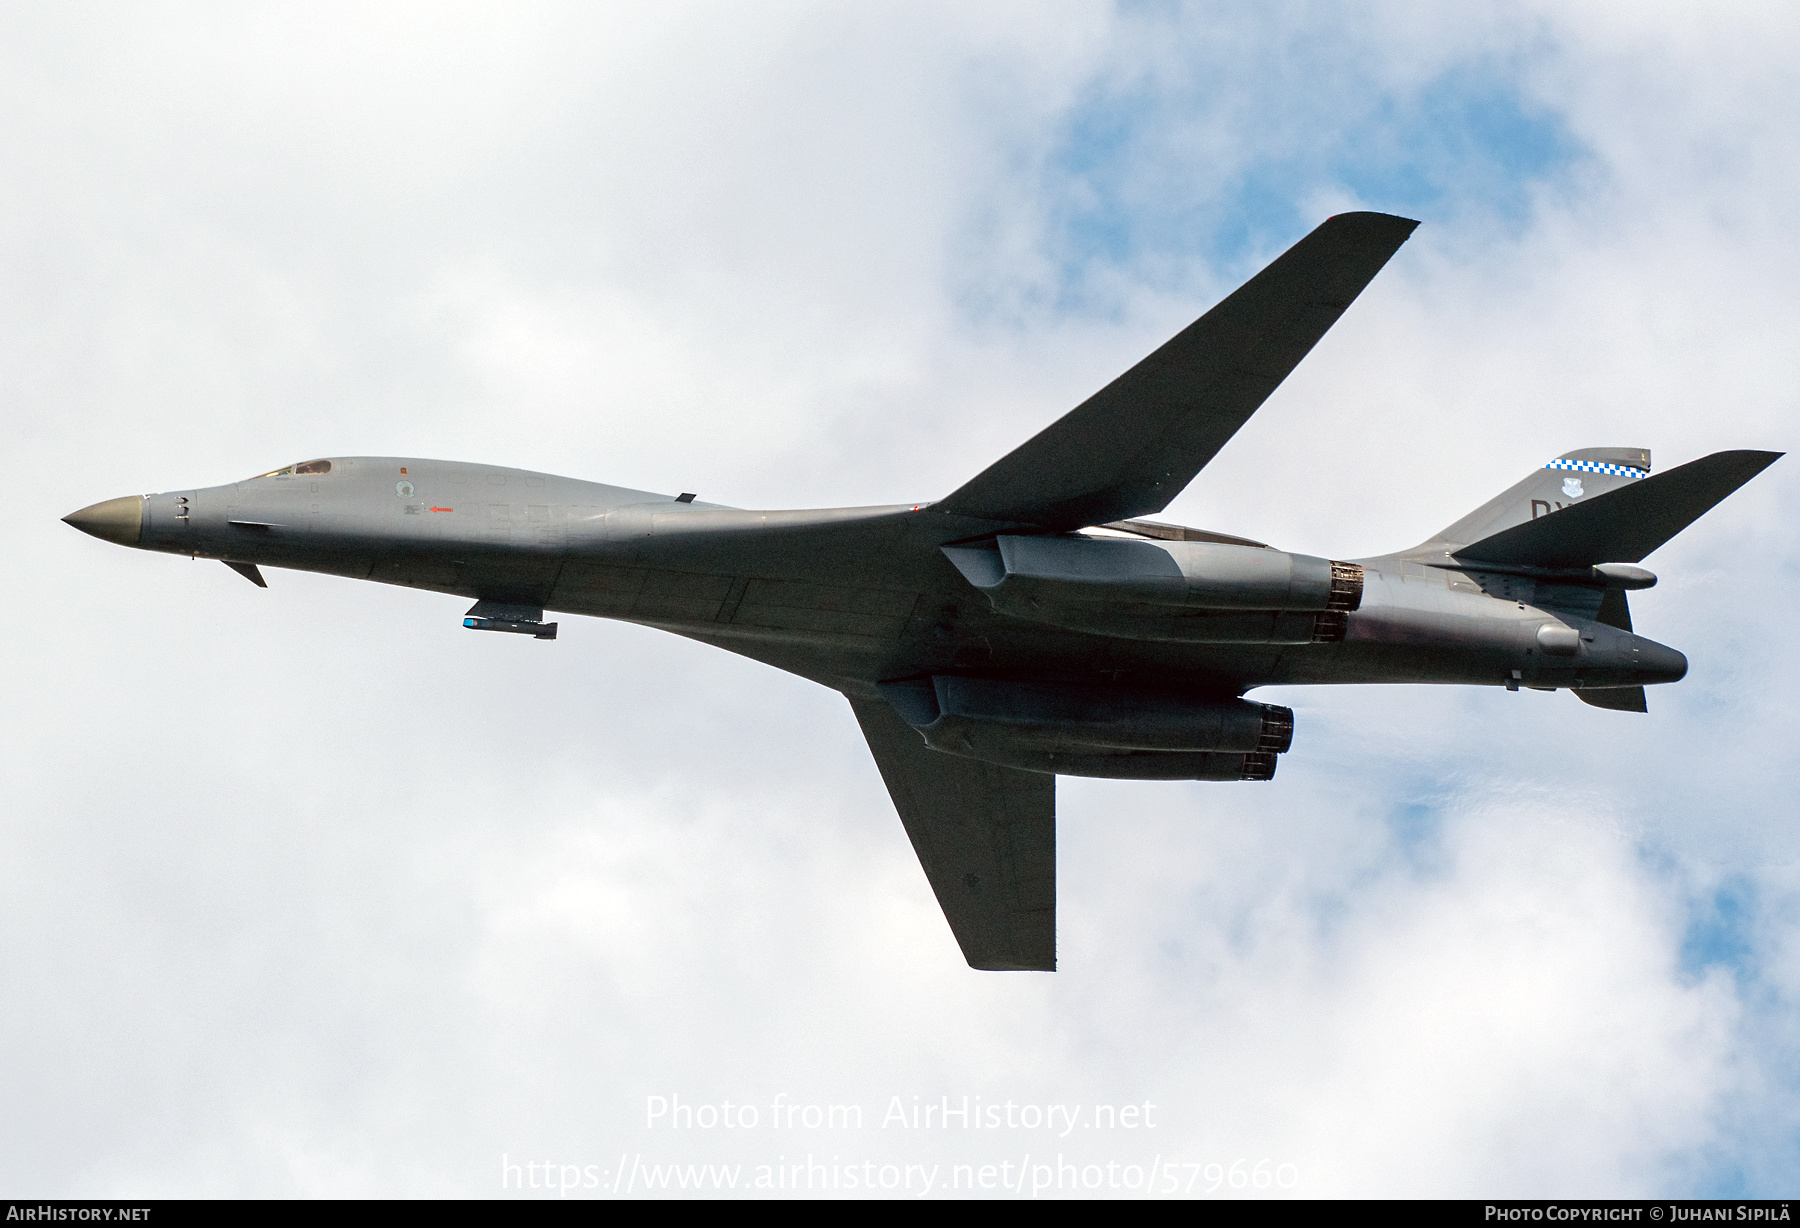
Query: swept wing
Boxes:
[
  {"xmin": 936, "ymin": 211, "xmax": 1419, "ymax": 529},
  {"xmin": 848, "ymin": 696, "xmax": 1056, "ymax": 971}
]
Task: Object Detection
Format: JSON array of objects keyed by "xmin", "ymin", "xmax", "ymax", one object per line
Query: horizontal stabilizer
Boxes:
[
  {"xmin": 1575, "ymin": 687, "xmax": 1647, "ymax": 713},
  {"xmin": 1457, "ymin": 450, "xmax": 1781, "ymax": 568},
  {"xmin": 938, "ymin": 212, "xmax": 1419, "ymax": 529}
]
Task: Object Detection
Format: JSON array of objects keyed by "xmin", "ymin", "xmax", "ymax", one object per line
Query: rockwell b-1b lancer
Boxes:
[{"xmin": 65, "ymin": 212, "xmax": 1780, "ymax": 971}]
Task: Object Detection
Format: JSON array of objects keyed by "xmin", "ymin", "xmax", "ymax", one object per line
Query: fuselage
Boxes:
[{"xmin": 80, "ymin": 455, "xmax": 1688, "ymax": 700}]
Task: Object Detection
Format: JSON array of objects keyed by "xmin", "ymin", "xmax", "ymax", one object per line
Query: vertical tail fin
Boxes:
[
  {"xmin": 1457, "ymin": 450, "xmax": 1781, "ymax": 568},
  {"xmin": 1421, "ymin": 447, "xmax": 1652, "ymax": 551}
]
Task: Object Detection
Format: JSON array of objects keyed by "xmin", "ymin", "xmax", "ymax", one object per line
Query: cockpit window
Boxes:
[{"xmin": 248, "ymin": 459, "xmax": 332, "ymax": 479}]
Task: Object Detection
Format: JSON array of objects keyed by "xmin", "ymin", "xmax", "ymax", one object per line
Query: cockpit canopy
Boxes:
[{"xmin": 250, "ymin": 459, "xmax": 332, "ymax": 479}]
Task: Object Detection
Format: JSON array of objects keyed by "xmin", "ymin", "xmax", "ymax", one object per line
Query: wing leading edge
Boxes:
[
  {"xmin": 936, "ymin": 211, "xmax": 1419, "ymax": 530},
  {"xmin": 847, "ymin": 695, "xmax": 1055, "ymax": 971}
]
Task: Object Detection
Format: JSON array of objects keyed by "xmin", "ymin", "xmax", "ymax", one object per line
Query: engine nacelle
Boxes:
[
  {"xmin": 943, "ymin": 535, "xmax": 1362, "ymax": 644},
  {"xmin": 878, "ymin": 676, "xmax": 1293, "ymax": 780}
]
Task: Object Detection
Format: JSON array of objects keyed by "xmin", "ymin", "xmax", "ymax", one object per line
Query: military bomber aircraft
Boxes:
[{"xmin": 64, "ymin": 212, "xmax": 1780, "ymax": 971}]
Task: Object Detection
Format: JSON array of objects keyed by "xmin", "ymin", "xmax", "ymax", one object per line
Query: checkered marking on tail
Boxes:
[{"xmin": 1545, "ymin": 459, "xmax": 1648, "ymax": 479}]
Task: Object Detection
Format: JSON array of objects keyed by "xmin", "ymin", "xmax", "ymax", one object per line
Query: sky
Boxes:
[{"xmin": 2, "ymin": 0, "xmax": 1797, "ymax": 1200}]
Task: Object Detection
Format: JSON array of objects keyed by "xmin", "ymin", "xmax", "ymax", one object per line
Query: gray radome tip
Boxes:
[{"xmin": 63, "ymin": 495, "xmax": 143, "ymax": 547}]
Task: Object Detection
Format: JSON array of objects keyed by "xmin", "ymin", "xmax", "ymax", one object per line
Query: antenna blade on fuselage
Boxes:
[{"xmin": 936, "ymin": 211, "xmax": 1419, "ymax": 530}]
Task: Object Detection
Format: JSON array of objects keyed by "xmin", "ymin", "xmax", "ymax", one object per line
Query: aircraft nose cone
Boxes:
[
  {"xmin": 63, "ymin": 495, "xmax": 143, "ymax": 547},
  {"xmin": 1635, "ymin": 640, "xmax": 1689, "ymax": 685}
]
